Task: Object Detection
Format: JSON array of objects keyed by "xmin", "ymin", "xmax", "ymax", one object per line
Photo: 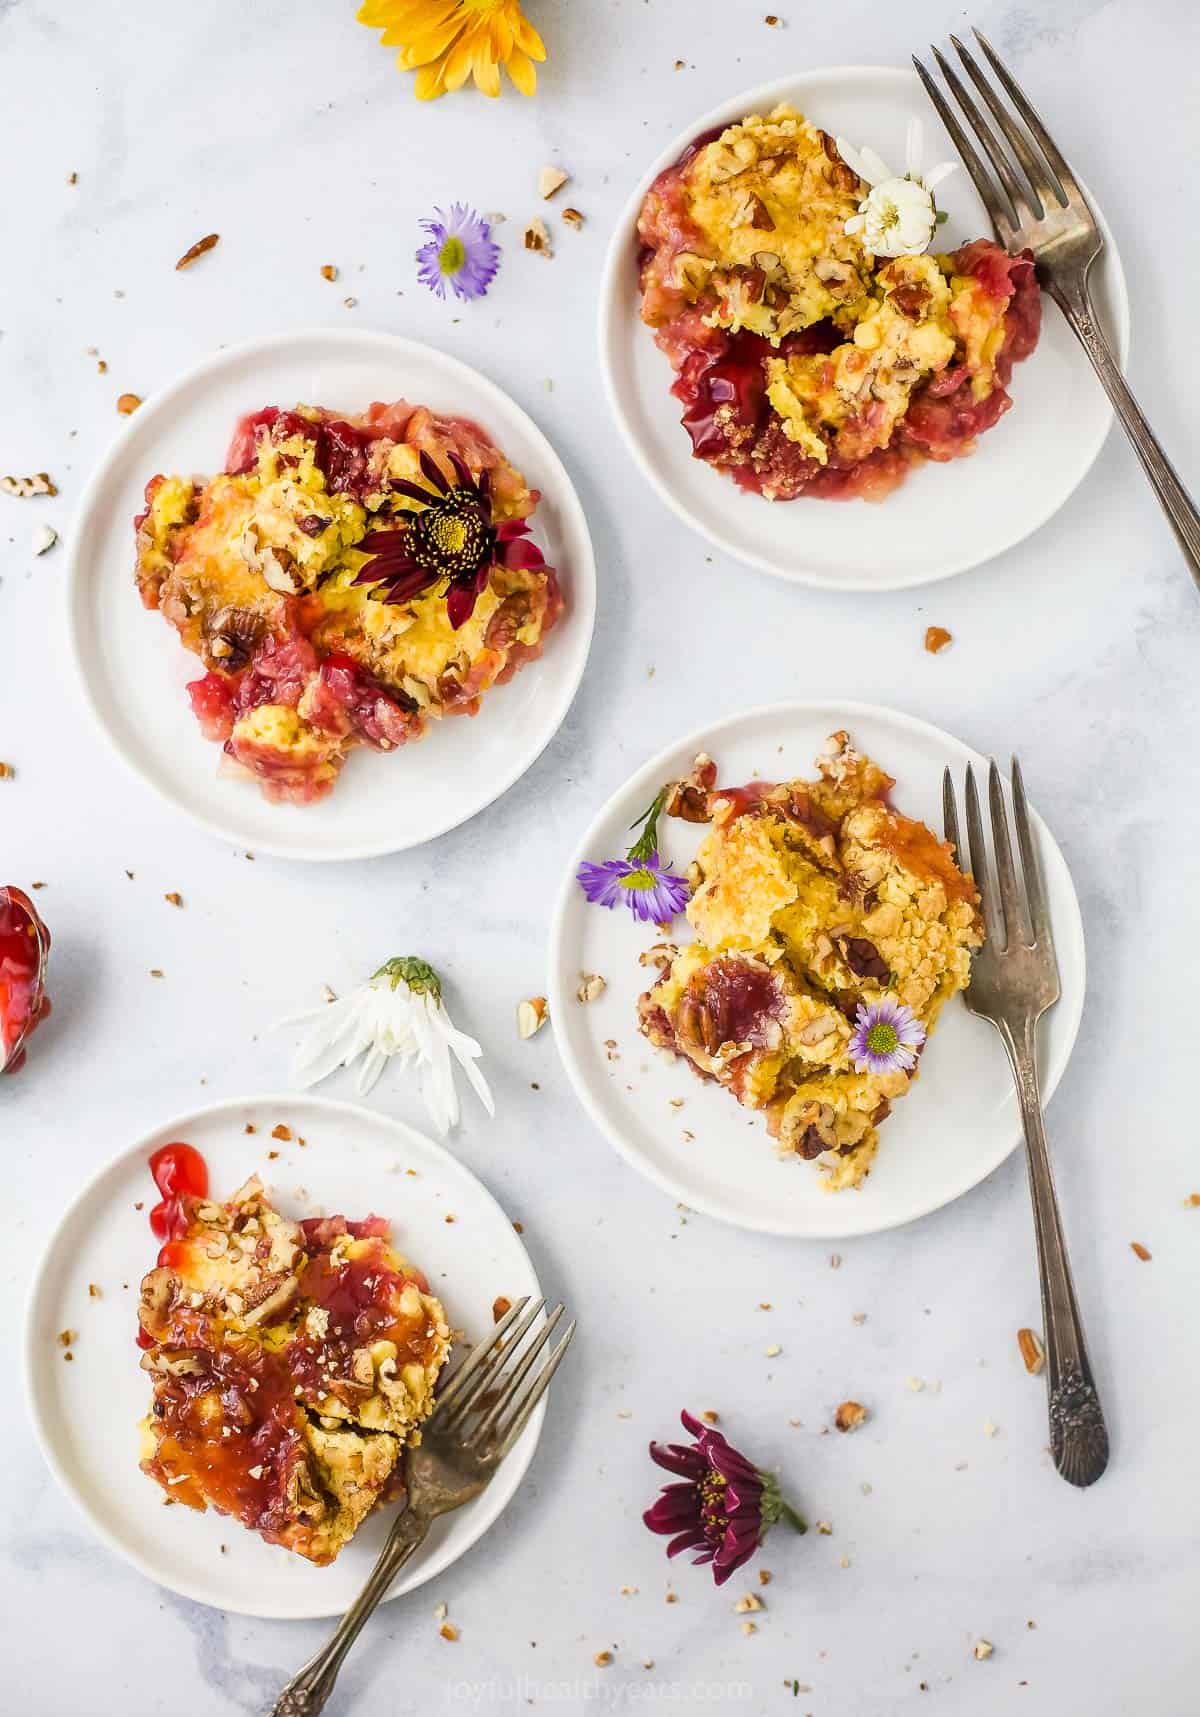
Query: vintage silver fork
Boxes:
[
  {"xmin": 914, "ymin": 30, "xmax": 1200, "ymax": 589},
  {"xmin": 270, "ymin": 1296, "xmax": 576, "ymax": 1715},
  {"xmin": 943, "ymin": 760, "xmax": 1107, "ymax": 1488}
]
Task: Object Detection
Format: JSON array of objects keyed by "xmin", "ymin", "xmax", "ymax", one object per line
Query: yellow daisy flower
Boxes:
[{"xmin": 357, "ymin": 0, "xmax": 546, "ymax": 100}]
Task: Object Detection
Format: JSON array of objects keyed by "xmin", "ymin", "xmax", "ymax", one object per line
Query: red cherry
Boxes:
[{"xmin": 149, "ymin": 1143, "xmax": 208, "ymax": 1201}]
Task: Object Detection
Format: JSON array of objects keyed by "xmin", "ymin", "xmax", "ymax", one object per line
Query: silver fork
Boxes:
[
  {"xmin": 914, "ymin": 30, "xmax": 1200, "ymax": 589},
  {"xmin": 270, "ymin": 1296, "xmax": 576, "ymax": 1715},
  {"xmin": 944, "ymin": 760, "xmax": 1108, "ymax": 1488}
]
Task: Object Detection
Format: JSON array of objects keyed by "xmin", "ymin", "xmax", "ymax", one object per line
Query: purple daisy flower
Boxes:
[
  {"xmin": 576, "ymin": 787, "xmax": 692, "ymax": 925},
  {"xmin": 416, "ymin": 204, "xmax": 500, "ymax": 303},
  {"xmin": 644, "ymin": 1411, "xmax": 805, "ymax": 1586},
  {"xmin": 848, "ymin": 994, "xmax": 925, "ymax": 1075},
  {"xmin": 576, "ymin": 852, "xmax": 690, "ymax": 925}
]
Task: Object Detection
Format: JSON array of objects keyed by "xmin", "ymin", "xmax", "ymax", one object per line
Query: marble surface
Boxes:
[{"xmin": 3, "ymin": 0, "xmax": 1199, "ymax": 1711}]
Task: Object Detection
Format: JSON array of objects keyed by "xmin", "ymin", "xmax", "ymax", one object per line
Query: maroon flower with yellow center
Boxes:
[
  {"xmin": 644, "ymin": 1410, "xmax": 805, "ymax": 1585},
  {"xmin": 352, "ymin": 448, "xmax": 544, "ymax": 628}
]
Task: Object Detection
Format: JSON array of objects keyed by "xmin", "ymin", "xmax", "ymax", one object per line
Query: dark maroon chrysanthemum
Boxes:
[
  {"xmin": 644, "ymin": 1410, "xmax": 805, "ymax": 1586},
  {"xmin": 352, "ymin": 448, "xmax": 545, "ymax": 629}
]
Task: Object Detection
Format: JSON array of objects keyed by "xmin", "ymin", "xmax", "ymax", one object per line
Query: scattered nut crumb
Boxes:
[
  {"xmin": 149, "ymin": 968, "xmax": 164, "ymax": 979},
  {"xmin": 32, "ymin": 523, "xmax": 58, "ymax": 555},
  {"xmin": 815, "ymin": 1520, "xmax": 832, "ymax": 1535},
  {"xmin": 57, "ymin": 1329, "xmax": 75, "ymax": 1347},
  {"xmin": 517, "ymin": 996, "xmax": 549, "ymax": 1039},
  {"xmin": 266, "ymin": 1149, "xmax": 279, "ymax": 1161},
  {"xmin": 764, "ymin": 1343, "xmax": 781, "ymax": 1358},
  {"xmin": 512, "ymin": 1220, "xmax": 524, "ymax": 1233},
  {"xmin": 700, "ymin": 1410, "xmax": 719, "ymax": 1424},
  {"xmin": 829, "ymin": 1252, "xmax": 842, "ymax": 1269},
  {"xmin": 433, "ymin": 1601, "xmax": 448, "ymax": 1621},
  {"xmin": 343, "ymin": 296, "xmax": 358, "ymax": 309},
  {"xmin": 271, "ymin": 1124, "xmax": 292, "ymax": 1141},
  {"xmin": 2, "ymin": 472, "xmax": 57, "ymax": 497},
  {"xmin": 176, "ymin": 233, "xmax": 220, "ymax": 270},
  {"xmin": 593, "ymin": 1650, "xmax": 612, "ymax": 1667},
  {"xmin": 834, "ymin": 1400, "xmax": 868, "ymax": 1433},
  {"xmin": 0, "ymin": 763, "xmax": 13, "ymax": 781},
  {"xmin": 164, "ymin": 892, "xmax": 183, "ymax": 908},
  {"xmin": 524, "ymin": 217, "xmax": 552, "ymax": 257},
  {"xmin": 97, "ymin": 359, "xmax": 108, "ymax": 373},
  {"xmin": 674, "ymin": 58, "xmax": 685, "ymax": 69},
  {"xmin": 839, "ymin": 1556, "xmax": 851, "ymax": 1569},
  {"xmin": 1130, "ymin": 1241, "xmax": 1151, "ymax": 1261},
  {"xmin": 974, "ymin": 1640, "xmax": 994, "ymax": 1660},
  {"xmin": 740, "ymin": 1620, "xmax": 757, "ymax": 1636},
  {"xmin": 983, "ymin": 1420, "xmax": 999, "ymax": 1437},
  {"xmin": 539, "ymin": 166, "xmax": 569, "ymax": 200},
  {"xmin": 925, "ymin": 625, "xmax": 953, "ymax": 654},
  {"xmin": 577, "ymin": 973, "xmax": 606, "ymax": 1003},
  {"xmin": 1017, "ymin": 1328, "xmax": 1045, "ymax": 1375},
  {"xmin": 1185, "ymin": 1193, "xmax": 1200, "ymax": 1208},
  {"xmin": 440, "ymin": 1623, "xmax": 459, "ymax": 1642},
  {"xmin": 619, "ymin": 1584, "xmax": 638, "ymax": 1596},
  {"xmin": 562, "ymin": 207, "xmax": 585, "ymax": 229},
  {"xmin": 765, "ymin": 12, "xmax": 782, "ymax": 23},
  {"xmin": 665, "ymin": 1591, "xmax": 678, "ymax": 1603},
  {"xmin": 117, "ymin": 393, "xmax": 142, "ymax": 415},
  {"xmin": 244, "ymin": 1123, "xmax": 257, "ymax": 1134},
  {"xmin": 851, "ymin": 1312, "xmax": 867, "ymax": 1325},
  {"xmin": 492, "ymin": 1296, "xmax": 512, "ymax": 1323},
  {"xmin": 734, "ymin": 1593, "xmax": 764, "ymax": 1614},
  {"xmin": 67, "ymin": 170, "xmax": 78, "ymax": 185},
  {"xmin": 88, "ymin": 1283, "xmax": 102, "ymax": 1299},
  {"xmin": 320, "ymin": 264, "xmax": 338, "ymax": 282},
  {"xmin": 906, "ymin": 1376, "xmax": 925, "ymax": 1393}
]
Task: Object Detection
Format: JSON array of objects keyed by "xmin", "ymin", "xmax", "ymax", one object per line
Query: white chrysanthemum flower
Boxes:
[
  {"xmin": 837, "ymin": 118, "xmax": 959, "ymax": 257},
  {"xmin": 288, "ymin": 957, "xmax": 494, "ymax": 1137}
]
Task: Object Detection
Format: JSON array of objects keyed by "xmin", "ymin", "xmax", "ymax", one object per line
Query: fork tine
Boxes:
[
  {"xmin": 929, "ymin": 44, "xmax": 1038, "ymax": 229},
  {"xmin": 434, "ymin": 1296, "xmax": 539, "ymax": 1419},
  {"xmin": 988, "ymin": 759, "xmax": 1032, "ymax": 948},
  {"xmin": 972, "ymin": 29, "xmax": 1084, "ymax": 207},
  {"xmin": 469, "ymin": 1303, "xmax": 566, "ymax": 1445},
  {"xmin": 942, "ymin": 766, "xmax": 962, "ymax": 866},
  {"xmin": 949, "ymin": 33, "xmax": 1056, "ymax": 213},
  {"xmin": 495, "ymin": 1321, "xmax": 577, "ymax": 1460},
  {"xmin": 964, "ymin": 764, "xmax": 1000, "ymax": 945},
  {"xmin": 440, "ymin": 1296, "xmax": 547, "ymax": 1426},
  {"xmin": 1010, "ymin": 756, "xmax": 1055, "ymax": 954},
  {"xmin": 912, "ymin": 54, "xmax": 1016, "ymax": 245}
]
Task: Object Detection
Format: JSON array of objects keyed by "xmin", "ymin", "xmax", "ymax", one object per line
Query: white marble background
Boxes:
[{"xmin": 2, "ymin": 0, "xmax": 1199, "ymax": 1711}]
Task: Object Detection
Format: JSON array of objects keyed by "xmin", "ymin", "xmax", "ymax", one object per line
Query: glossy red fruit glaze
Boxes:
[
  {"xmin": 225, "ymin": 406, "xmax": 376, "ymax": 500},
  {"xmin": 673, "ymin": 322, "xmax": 842, "ymax": 466},
  {"xmin": 319, "ymin": 652, "xmax": 420, "ymax": 748},
  {"xmin": 187, "ymin": 671, "xmax": 238, "ymax": 742},
  {"xmin": 234, "ymin": 629, "xmax": 320, "ymax": 716},
  {"xmin": 148, "ymin": 1142, "xmax": 209, "ymax": 1259},
  {"xmin": 685, "ymin": 955, "xmax": 784, "ymax": 1049},
  {"xmin": 0, "ymin": 887, "xmax": 50, "ymax": 1073}
]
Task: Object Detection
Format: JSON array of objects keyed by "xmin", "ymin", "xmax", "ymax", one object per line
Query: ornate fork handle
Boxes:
[
  {"xmin": 269, "ymin": 1508, "xmax": 432, "ymax": 1716},
  {"xmin": 999, "ymin": 1015, "xmax": 1109, "ymax": 1488},
  {"xmin": 1050, "ymin": 275, "xmax": 1200, "ymax": 591}
]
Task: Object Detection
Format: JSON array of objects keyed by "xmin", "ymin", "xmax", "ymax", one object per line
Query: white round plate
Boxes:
[
  {"xmin": 25, "ymin": 1095, "xmax": 545, "ymax": 1619},
  {"xmin": 600, "ymin": 67, "xmax": 1130, "ymax": 590},
  {"xmin": 67, "ymin": 329, "xmax": 596, "ymax": 861},
  {"xmin": 549, "ymin": 702, "xmax": 1085, "ymax": 1239}
]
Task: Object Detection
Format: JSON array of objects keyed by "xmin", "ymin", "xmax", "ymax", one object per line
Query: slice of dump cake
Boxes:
[
  {"xmin": 137, "ymin": 1171, "xmax": 450, "ymax": 1563},
  {"xmin": 637, "ymin": 104, "xmax": 1041, "ymax": 502},
  {"xmin": 135, "ymin": 400, "xmax": 562, "ymax": 804},
  {"xmin": 638, "ymin": 736, "xmax": 982, "ymax": 1189}
]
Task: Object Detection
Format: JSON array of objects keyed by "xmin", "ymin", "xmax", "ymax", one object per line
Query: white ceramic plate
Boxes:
[
  {"xmin": 24, "ymin": 1095, "xmax": 545, "ymax": 1619},
  {"xmin": 549, "ymin": 702, "xmax": 1085, "ymax": 1239},
  {"xmin": 67, "ymin": 329, "xmax": 596, "ymax": 861},
  {"xmin": 599, "ymin": 67, "xmax": 1130, "ymax": 590}
]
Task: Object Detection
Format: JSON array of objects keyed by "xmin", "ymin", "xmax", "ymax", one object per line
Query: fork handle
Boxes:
[
  {"xmin": 1050, "ymin": 276, "xmax": 1200, "ymax": 590},
  {"xmin": 1001, "ymin": 1015, "xmax": 1109, "ymax": 1488},
  {"xmin": 268, "ymin": 1508, "xmax": 432, "ymax": 1715}
]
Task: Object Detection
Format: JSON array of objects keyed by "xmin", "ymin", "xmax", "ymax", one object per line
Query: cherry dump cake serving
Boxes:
[
  {"xmin": 137, "ymin": 1152, "xmax": 450, "ymax": 1564},
  {"xmin": 135, "ymin": 400, "xmax": 562, "ymax": 804},
  {"xmin": 639, "ymin": 736, "xmax": 982, "ymax": 1189},
  {"xmin": 637, "ymin": 104, "xmax": 1042, "ymax": 502}
]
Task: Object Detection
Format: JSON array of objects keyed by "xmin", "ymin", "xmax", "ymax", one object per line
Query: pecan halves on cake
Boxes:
[
  {"xmin": 665, "ymin": 752, "xmax": 718, "ymax": 823},
  {"xmin": 206, "ymin": 605, "xmax": 265, "ymax": 670}
]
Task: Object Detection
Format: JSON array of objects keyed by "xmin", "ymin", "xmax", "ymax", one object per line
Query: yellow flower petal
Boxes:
[
  {"xmin": 473, "ymin": 49, "xmax": 502, "ymax": 96},
  {"xmin": 505, "ymin": 47, "xmax": 537, "ymax": 94},
  {"xmin": 513, "ymin": 15, "xmax": 546, "ymax": 60}
]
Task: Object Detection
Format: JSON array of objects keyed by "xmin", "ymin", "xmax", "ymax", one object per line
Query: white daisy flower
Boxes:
[
  {"xmin": 288, "ymin": 957, "xmax": 494, "ymax": 1136},
  {"xmin": 837, "ymin": 118, "xmax": 959, "ymax": 257}
]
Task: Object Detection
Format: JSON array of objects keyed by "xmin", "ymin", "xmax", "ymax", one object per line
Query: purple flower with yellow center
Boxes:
[
  {"xmin": 416, "ymin": 203, "xmax": 500, "ymax": 302},
  {"xmin": 576, "ymin": 788, "xmax": 690, "ymax": 925},
  {"xmin": 849, "ymin": 994, "xmax": 925, "ymax": 1075},
  {"xmin": 644, "ymin": 1411, "xmax": 805, "ymax": 1586}
]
